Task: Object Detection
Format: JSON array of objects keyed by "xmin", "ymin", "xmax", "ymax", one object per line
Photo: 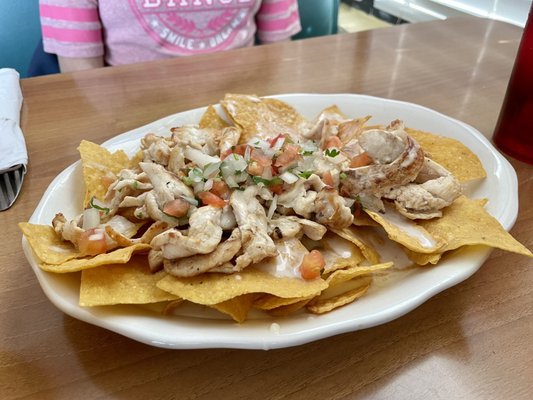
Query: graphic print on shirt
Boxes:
[{"xmin": 128, "ymin": 0, "xmax": 258, "ymax": 54}]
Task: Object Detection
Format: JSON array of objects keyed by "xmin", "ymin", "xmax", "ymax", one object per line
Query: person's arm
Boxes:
[
  {"xmin": 58, "ymin": 56, "xmax": 104, "ymax": 73},
  {"xmin": 256, "ymin": 0, "xmax": 302, "ymax": 44},
  {"xmin": 39, "ymin": 0, "xmax": 104, "ymax": 72}
]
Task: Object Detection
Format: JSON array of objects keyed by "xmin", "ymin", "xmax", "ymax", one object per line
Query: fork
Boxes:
[{"xmin": 0, "ymin": 164, "xmax": 24, "ymax": 211}]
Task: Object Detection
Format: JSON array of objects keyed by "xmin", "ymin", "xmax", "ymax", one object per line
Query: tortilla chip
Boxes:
[
  {"xmin": 325, "ymin": 255, "xmax": 365, "ymax": 274},
  {"xmin": 325, "ymin": 262, "xmax": 393, "ymax": 287},
  {"xmin": 156, "ymin": 267, "xmax": 327, "ymax": 305},
  {"xmin": 210, "ymin": 294, "xmax": 256, "ymax": 323},
  {"xmin": 415, "ymin": 195, "xmax": 532, "ymax": 256},
  {"xmin": 39, "ymin": 243, "xmax": 150, "ymax": 273},
  {"xmin": 254, "ymin": 293, "xmax": 314, "ymax": 311},
  {"xmin": 221, "ymin": 94, "xmax": 307, "ymax": 143},
  {"xmin": 263, "ymin": 97, "xmax": 307, "ymax": 131},
  {"xmin": 267, "ymin": 298, "xmax": 313, "ymax": 317},
  {"xmin": 307, "ymin": 277, "xmax": 372, "ymax": 314},
  {"xmin": 365, "ymin": 205, "xmax": 446, "ymax": 254},
  {"xmin": 404, "ymin": 249, "xmax": 442, "ymax": 265},
  {"xmin": 163, "ymin": 299, "xmax": 185, "ymax": 314},
  {"xmin": 199, "ymin": 105, "xmax": 230, "ymax": 130},
  {"xmin": 407, "ymin": 128, "xmax": 486, "ymax": 183},
  {"xmin": 316, "ymin": 105, "xmax": 348, "ymax": 121},
  {"xmin": 318, "ymin": 231, "xmax": 366, "ymax": 274},
  {"xmin": 78, "ymin": 140, "xmax": 133, "ymax": 206},
  {"xmin": 330, "ymin": 227, "xmax": 381, "ymax": 264},
  {"xmin": 79, "ymin": 256, "xmax": 177, "ymax": 306},
  {"xmin": 19, "ymin": 223, "xmax": 80, "ymax": 264}
]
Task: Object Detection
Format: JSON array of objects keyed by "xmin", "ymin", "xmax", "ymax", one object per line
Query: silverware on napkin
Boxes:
[{"xmin": 0, "ymin": 68, "xmax": 27, "ymax": 211}]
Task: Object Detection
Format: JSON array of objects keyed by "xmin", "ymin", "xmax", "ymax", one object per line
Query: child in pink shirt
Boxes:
[{"xmin": 39, "ymin": 0, "xmax": 301, "ymax": 72}]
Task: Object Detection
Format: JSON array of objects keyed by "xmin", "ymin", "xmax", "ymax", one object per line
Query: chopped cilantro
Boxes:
[
  {"xmin": 298, "ymin": 171, "xmax": 313, "ymax": 179},
  {"xmin": 252, "ymin": 176, "xmax": 283, "ymax": 186},
  {"xmin": 340, "ymin": 172, "xmax": 347, "ymax": 180},
  {"xmin": 182, "ymin": 176, "xmax": 194, "ymax": 186},
  {"xmin": 89, "ymin": 197, "xmax": 110, "ymax": 214},
  {"xmin": 324, "ymin": 148, "xmax": 340, "ymax": 158}
]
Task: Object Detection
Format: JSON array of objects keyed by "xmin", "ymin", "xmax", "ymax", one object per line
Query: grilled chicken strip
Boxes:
[
  {"xmin": 164, "ymin": 228, "xmax": 242, "ymax": 277},
  {"xmin": 384, "ymin": 158, "xmax": 461, "ymax": 219},
  {"xmin": 150, "ymin": 205, "xmax": 223, "ymax": 259},
  {"xmin": 230, "ymin": 186, "xmax": 277, "ymax": 271},
  {"xmin": 339, "ymin": 122, "xmax": 425, "ymax": 198}
]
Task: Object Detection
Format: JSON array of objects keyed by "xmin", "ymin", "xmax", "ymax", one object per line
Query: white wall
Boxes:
[{"xmin": 374, "ymin": 0, "xmax": 532, "ymax": 26}]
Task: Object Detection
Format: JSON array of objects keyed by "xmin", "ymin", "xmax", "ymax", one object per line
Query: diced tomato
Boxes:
[
  {"xmin": 250, "ymin": 149, "xmax": 272, "ymax": 167},
  {"xmin": 322, "ymin": 170, "xmax": 334, "ymax": 187},
  {"xmin": 210, "ymin": 180, "xmax": 230, "ymax": 199},
  {"xmin": 323, "ymin": 135, "xmax": 342, "ymax": 149},
  {"xmin": 350, "ymin": 152, "xmax": 373, "ymax": 168},
  {"xmin": 198, "ymin": 191, "xmax": 226, "ymax": 208},
  {"xmin": 221, "ymin": 144, "xmax": 249, "ymax": 160},
  {"xmin": 79, "ymin": 228, "xmax": 107, "ymax": 256},
  {"xmin": 163, "ymin": 198, "xmax": 190, "ymax": 218},
  {"xmin": 268, "ymin": 134, "xmax": 286, "ymax": 148},
  {"xmin": 274, "ymin": 144, "xmax": 301, "ymax": 168},
  {"xmin": 269, "ymin": 183, "xmax": 284, "ymax": 195},
  {"xmin": 300, "ymin": 250, "xmax": 325, "ymax": 280},
  {"xmin": 233, "ymin": 144, "xmax": 249, "ymax": 156},
  {"xmin": 220, "ymin": 148, "xmax": 232, "ymax": 160},
  {"xmin": 247, "ymin": 161, "xmax": 264, "ymax": 176}
]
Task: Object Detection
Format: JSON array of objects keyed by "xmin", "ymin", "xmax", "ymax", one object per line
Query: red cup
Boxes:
[{"xmin": 493, "ymin": 5, "xmax": 533, "ymax": 164}]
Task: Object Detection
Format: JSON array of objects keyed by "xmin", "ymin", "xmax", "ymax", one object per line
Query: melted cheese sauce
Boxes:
[
  {"xmin": 380, "ymin": 208, "xmax": 437, "ymax": 249},
  {"xmin": 254, "ymin": 238, "xmax": 307, "ymax": 279}
]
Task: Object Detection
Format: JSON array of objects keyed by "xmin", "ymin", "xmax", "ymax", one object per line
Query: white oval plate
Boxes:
[{"xmin": 22, "ymin": 94, "xmax": 518, "ymax": 350}]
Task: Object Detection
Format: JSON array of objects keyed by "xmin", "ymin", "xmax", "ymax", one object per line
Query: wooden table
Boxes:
[{"xmin": 2, "ymin": 17, "xmax": 532, "ymax": 399}]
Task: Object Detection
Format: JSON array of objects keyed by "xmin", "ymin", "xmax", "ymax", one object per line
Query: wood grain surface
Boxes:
[{"xmin": 1, "ymin": 17, "xmax": 532, "ymax": 400}]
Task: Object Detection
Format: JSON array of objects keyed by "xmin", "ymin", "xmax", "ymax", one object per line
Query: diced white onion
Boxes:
[
  {"xmin": 203, "ymin": 162, "xmax": 221, "ymax": 179},
  {"xmin": 267, "ymin": 195, "xmax": 278, "ymax": 220},
  {"xmin": 261, "ymin": 167, "xmax": 273, "ymax": 180},
  {"xmin": 279, "ymin": 171, "xmax": 299, "ymax": 184},
  {"xmin": 188, "ymin": 168, "xmax": 204, "ymax": 183},
  {"xmin": 204, "ymin": 179, "xmax": 214, "ymax": 191},
  {"xmin": 224, "ymin": 154, "xmax": 247, "ymax": 172},
  {"xmin": 82, "ymin": 208, "xmax": 100, "ymax": 230},
  {"xmin": 234, "ymin": 172, "xmax": 249, "ymax": 183},
  {"xmin": 193, "ymin": 181, "xmax": 205, "ymax": 193},
  {"xmin": 244, "ymin": 145, "xmax": 252, "ymax": 162},
  {"xmin": 184, "ymin": 147, "xmax": 220, "ymax": 168},
  {"xmin": 224, "ymin": 175, "xmax": 239, "ymax": 188},
  {"xmin": 272, "ymin": 137, "xmax": 285, "ymax": 152},
  {"xmin": 106, "ymin": 215, "xmax": 137, "ymax": 237}
]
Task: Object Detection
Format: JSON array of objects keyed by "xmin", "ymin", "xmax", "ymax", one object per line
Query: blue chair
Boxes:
[
  {"xmin": 293, "ymin": 0, "xmax": 340, "ymax": 39},
  {"xmin": 0, "ymin": 1, "xmax": 48, "ymax": 78}
]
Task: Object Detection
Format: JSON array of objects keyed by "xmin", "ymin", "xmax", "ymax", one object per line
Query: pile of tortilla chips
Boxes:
[{"xmin": 19, "ymin": 94, "xmax": 532, "ymax": 323}]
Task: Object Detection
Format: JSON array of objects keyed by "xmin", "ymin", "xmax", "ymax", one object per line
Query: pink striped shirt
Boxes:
[{"xmin": 39, "ymin": 0, "xmax": 301, "ymax": 66}]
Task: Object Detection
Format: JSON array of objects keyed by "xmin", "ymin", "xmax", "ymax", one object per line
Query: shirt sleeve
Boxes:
[
  {"xmin": 39, "ymin": 0, "xmax": 104, "ymax": 58},
  {"xmin": 256, "ymin": 0, "xmax": 301, "ymax": 43}
]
